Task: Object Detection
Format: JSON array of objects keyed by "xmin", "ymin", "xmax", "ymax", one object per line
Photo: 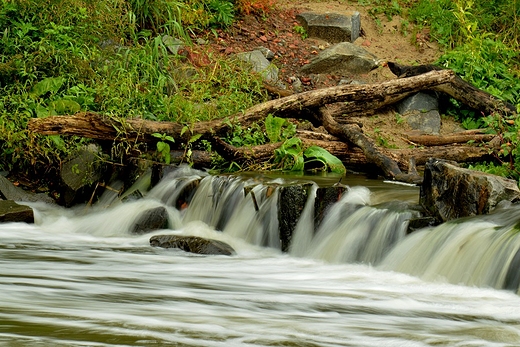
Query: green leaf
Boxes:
[
  {"xmin": 29, "ymin": 77, "xmax": 66, "ymax": 98},
  {"xmin": 189, "ymin": 133, "xmax": 202, "ymax": 143},
  {"xmin": 265, "ymin": 114, "xmax": 286, "ymax": 143},
  {"xmin": 49, "ymin": 99, "xmax": 81, "ymax": 115},
  {"xmin": 304, "ymin": 145, "xmax": 346, "ymax": 174},
  {"xmin": 157, "ymin": 141, "xmax": 167, "ymax": 152}
]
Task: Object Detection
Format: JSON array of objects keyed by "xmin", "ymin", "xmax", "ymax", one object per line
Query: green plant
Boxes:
[
  {"xmin": 293, "ymin": 25, "xmax": 308, "ymax": 39},
  {"xmin": 265, "ymin": 114, "xmax": 296, "ymax": 142},
  {"xmin": 152, "ymin": 133, "xmax": 175, "ymax": 164},
  {"xmin": 272, "ymin": 137, "xmax": 346, "ymax": 173}
]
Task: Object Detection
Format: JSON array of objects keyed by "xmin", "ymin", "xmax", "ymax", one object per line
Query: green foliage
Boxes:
[
  {"xmin": 303, "ymin": 146, "xmax": 346, "ymax": 174},
  {"xmin": 152, "ymin": 133, "xmax": 175, "ymax": 164},
  {"xmin": 265, "ymin": 114, "xmax": 296, "ymax": 143},
  {"xmin": 293, "ymin": 25, "xmax": 308, "ymax": 39},
  {"xmin": 273, "ymin": 137, "xmax": 346, "ymax": 173}
]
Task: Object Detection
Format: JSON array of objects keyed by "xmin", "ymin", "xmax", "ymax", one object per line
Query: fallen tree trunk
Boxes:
[
  {"xmin": 387, "ymin": 62, "xmax": 517, "ymax": 115},
  {"xmin": 27, "ymin": 68, "xmax": 507, "ymax": 182},
  {"xmin": 404, "ymin": 132, "xmax": 496, "ymax": 146},
  {"xmin": 28, "ymin": 70, "xmax": 457, "ymax": 142}
]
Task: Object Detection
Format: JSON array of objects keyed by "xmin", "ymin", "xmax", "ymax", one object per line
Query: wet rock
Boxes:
[
  {"xmin": 150, "ymin": 234, "xmax": 235, "ymax": 256},
  {"xmin": 314, "ymin": 185, "xmax": 346, "ymax": 229},
  {"xmin": 131, "ymin": 206, "xmax": 169, "ymax": 234},
  {"xmin": 406, "ymin": 216, "xmax": 438, "ymax": 234},
  {"xmin": 301, "ymin": 42, "xmax": 380, "ymax": 76},
  {"xmin": 278, "ymin": 184, "xmax": 313, "ymax": 252},
  {"xmin": 420, "ymin": 159, "xmax": 520, "ymax": 222},
  {"xmin": 0, "ymin": 200, "xmax": 34, "ymax": 223},
  {"xmin": 0, "ymin": 175, "xmax": 54, "ymax": 204},
  {"xmin": 236, "ymin": 50, "xmax": 279, "ymax": 83},
  {"xmin": 60, "ymin": 144, "xmax": 104, "ymax": 206},
  {"xmin": 296, "ymin": 11, "xmax": 361, "ymax": 43}
]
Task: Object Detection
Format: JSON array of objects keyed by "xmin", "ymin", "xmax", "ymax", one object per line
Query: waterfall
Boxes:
[
  {"xmin": 27, "ymin": 166, "xmax": 520, "ymax": 294},
  {"xmin": 380, "ymin": 209, "xmax": 520, "ymax": 292}
]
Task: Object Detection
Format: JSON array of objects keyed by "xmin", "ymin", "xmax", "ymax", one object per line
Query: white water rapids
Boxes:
[{"xmin": 2, "ymin": 168, "xmax": 520, "ymax": 346}]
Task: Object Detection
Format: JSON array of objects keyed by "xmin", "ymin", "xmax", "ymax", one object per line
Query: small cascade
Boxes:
[
  {"xmin": 380, "ymin": 209, "xmax": 520, "ymax": 292},
  {"xmin": 289, "ymin": 183, "xmax": 318, "ymax": 257},
  {"xmin": 224, "ymin": 184, "xmax": 280, "ymax": 249},
  {"xmin": 303, "ymin": 187, "xmax": 417, "ymax": 265},
  {"xmin": 32, "ymin": 165, "xmax": 520, "ymax": 294}
]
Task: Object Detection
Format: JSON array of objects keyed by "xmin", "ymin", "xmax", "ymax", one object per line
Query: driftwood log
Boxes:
[{"xmin": 28, "ymin": 67, "xmax": 510, "ymax": 183}]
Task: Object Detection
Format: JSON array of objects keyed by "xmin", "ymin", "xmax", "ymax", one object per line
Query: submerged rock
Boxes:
[
  {"xmin": 0, "ymin": 200, "xmax": 34, "ymax": 223},
  {"xmin": 150, "ymin": 235, "xmax": 235, "ymax": 256},
  {"xmin": 420, "ymin": 159, "xmax": 520, "ymax": 222}
]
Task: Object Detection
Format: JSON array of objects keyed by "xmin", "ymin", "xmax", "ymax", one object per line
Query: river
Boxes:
[{"xmin": 1, "ymin": 168, "xmax": 520, "ymax": 346}]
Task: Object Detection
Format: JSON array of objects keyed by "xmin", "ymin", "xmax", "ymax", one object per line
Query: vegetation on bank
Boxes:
[{"xmin": 0, "ymin": 0, "xmax": 519, "ymax": 184}]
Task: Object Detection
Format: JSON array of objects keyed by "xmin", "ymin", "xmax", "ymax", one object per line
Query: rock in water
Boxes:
[
  {"xmin": 150, "ymin": 235, "xmax": 236, "ymax": 256},
  {"xmin": 0, "ymin": 200, "xmax": 34, "ymax": 223},
  {"xmin": 131, "ymin": 207, "xmax": 169, "ymax": 234},
  {"xmin": 420, "ymin": 158, "xmax": 520, "ymax": 222}
]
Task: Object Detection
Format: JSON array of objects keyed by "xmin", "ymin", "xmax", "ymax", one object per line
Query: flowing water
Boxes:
[{"xmin": 2, "ymin": 167, "xmax": 520, "ymax": 346}]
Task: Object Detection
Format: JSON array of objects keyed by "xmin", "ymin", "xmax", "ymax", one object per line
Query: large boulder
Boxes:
[
  {"xmin": 150, "ymin": 234, "xmax": 235, "ymax": 256},
  {"xmin": 420, "ymin": 159, "xmax": 520, "ymax": 222},
  {"xmin": 0, "ymin": 200, "xmax": 34, "ymax": 223},
  {"xmin": 296, "ymin": 11, "xmax": 361, "ymax": 43},
  {"xmin": 301, "ymin": 42, "xmax": 380, "ymax": 75}
]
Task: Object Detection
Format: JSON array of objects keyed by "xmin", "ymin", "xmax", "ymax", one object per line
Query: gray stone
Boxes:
[
  {"xmin": 61, "ymin": 144, "xmax": 102, "ymax": 191},
  {"xmin": 150, "ymin": 234, "xmax": 236, "ymax": 256},
  {"xmin": 420, "ymin": 158, "xmax": 520, "ymax": 222},
  {"xmin": 0, "ymin": 175, "xmax": 54, "ymax": 204},
  {"xmin": 0, "ymin": 200, "xmax": 34, "ymax": 223},
  {"xmin": 297, "ymin": 11, "xmax": 361, "ymax": 43},
  {"xmin": 162, "ymin": 35, "xmax": 183, "ymax": 55},
  {"xmin": 301, "ymin": 42, "xmax": 380, "ymax": 75},
  {"xmin": 397, "ymin": 92, "xmax": 439, "ymax": 114},
  {"xmin": 406, "ymin": 110, "xmax": 441, "ymax": 134},
  {"xmin": 236, "ymin": 50, "xmax": 279, "ymax": 83},
  {"xmin": 254, "ymin": 46, "xmax": 275, "ymax": 60},
  {"xmin": 61, "ymin": 144, "xmax": 104, "ymax": 206},
  {"xmin": 131, "ymin": 206, "xmax": 169, "ymax": 234}
]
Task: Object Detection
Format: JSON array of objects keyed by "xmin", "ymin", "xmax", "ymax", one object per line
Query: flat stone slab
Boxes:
[
  {"xmin": 0, "ymin": 200, "xmax": 34, "ymax": 223},
  {"xmin": 301, "ymin": 42, "xmax": 380, "ymax": 75},
  {"xmin": 297, "ymin": 11, "xmax": 361, "ymax": 43}
]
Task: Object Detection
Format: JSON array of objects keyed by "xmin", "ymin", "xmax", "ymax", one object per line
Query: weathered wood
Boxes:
[
  {"xmin": 316, "ymin": 105, "xmax": 422, "ymax": 183},
  {"xmin": 388, "ymin": 61, "xmax": 516, "ymax": 114},
  {"xmin": 28, "ymin": 70, "xmax": 456, "ymax": 142},
  {"xmin": 27, "ymin": 68, "xmax": 505, "ymax": 182},
  {"xmin": 404, "ymin": 132, "xmax": 496, "ymax": 146}
]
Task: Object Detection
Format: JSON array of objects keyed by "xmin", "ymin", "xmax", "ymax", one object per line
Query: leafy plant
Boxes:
[
  {"xmin": 293, "ymin": 25, "xmax": 308, "ymax": 39},
  {"xmin": 265, "ymin": 114, "xmax": 296, "ymax": 143},
  {"xmin": 272, "ymin": 137, "xmax": 346, "ymax": 174},
  {"xmin": 152, "ymin": 133, "xmax": 175, "ymax": 164}
]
